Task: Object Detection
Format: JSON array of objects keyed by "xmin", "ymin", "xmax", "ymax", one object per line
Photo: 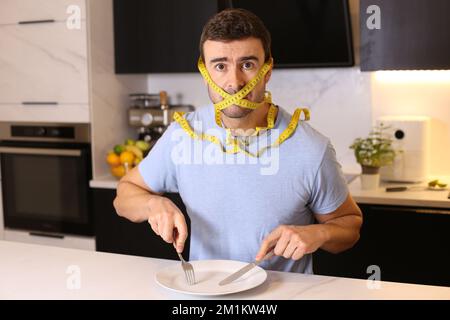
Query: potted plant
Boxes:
[{"xmin": 350, "ymin": 123, "xmax": 397, "ymax": 189}]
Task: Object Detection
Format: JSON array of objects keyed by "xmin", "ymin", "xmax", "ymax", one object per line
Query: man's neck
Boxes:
[{"xmin": 221, "ymin": 103, "xmax": 275, "ymax": 135}]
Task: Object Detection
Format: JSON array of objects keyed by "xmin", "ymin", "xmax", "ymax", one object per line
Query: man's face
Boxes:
[{"xmin": 203, "ymin": 37, "xmax": 272, "ymax": 119}]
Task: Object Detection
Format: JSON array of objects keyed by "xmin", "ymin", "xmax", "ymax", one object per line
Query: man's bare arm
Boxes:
[
  {"xmin": 314, "ymin": 194, "xmax": 363, "ymax": 254},
  {"xmin": 113, "ymin": 166, "xmax": 162, "ymax": 223},
  {"xmin": 256, "ymin": 194, "xmax": 362, "ymax": 260},
  {"xmin": 113, "ymin": 167, "xmax": 188, "ymax": 252}
]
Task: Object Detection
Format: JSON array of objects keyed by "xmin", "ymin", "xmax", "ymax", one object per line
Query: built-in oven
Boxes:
[{"xmin": 0, "ymin": 122, "xmax": 93, "ymax": 237}]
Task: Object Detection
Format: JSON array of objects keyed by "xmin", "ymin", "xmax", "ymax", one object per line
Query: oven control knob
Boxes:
[
  {"xmin": 49, "ymin": 128, "xmax": 60, "ymax": 137},
  {"xmin": 141, "ymin": 113, "xmax": 153, "ymax": 126},
  {"xmin": 36, "ymin": 127, "xmax": 46, "ymax": 136}
]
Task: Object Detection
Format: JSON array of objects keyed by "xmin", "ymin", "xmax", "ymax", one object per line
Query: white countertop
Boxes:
[
  {"xmin": 349, "ymin": 176, "xmax": 450, "ymax": 209},
  {"xmin": 90, "ymin": 175, "xmax": 118, "ymax": 189},
  {"xmin": 1, "ymin": 240, "xmax": 449, "ymax": 300},
  {"xmin": 91, "ymin": 174, "xmax": 450, "ymax": 210}
]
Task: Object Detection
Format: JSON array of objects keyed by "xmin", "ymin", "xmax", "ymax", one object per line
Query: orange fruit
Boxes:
[
  {"xmin": 119, "ymin": 151, "xmax": 135, "ymax": 164},
  {"xmin": 111, "ymin": 165, "xmax": 126, "ymax": 178},
  {"xmin": 106, "ymin": 152, "xmax": 120, "ymax": 167}
]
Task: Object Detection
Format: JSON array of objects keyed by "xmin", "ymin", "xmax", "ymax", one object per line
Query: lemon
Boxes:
[
  {"xmin": 136, "ymin": 140, "xmax": 150, "ymax": 151},
  {"xmin": 125, "ymin": 145, "xmax": 143, "ymax": 159}
]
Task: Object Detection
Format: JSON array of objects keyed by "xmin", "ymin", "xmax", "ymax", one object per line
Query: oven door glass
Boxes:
[{"xmin": 1, "ymin": 144, "xmax": 92, "ymax": 236}]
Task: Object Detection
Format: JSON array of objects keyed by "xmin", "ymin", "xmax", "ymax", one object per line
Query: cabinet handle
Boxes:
[
  {"xmin": 29, "ymin": 232, "xmax": 64, "ymax": 239},
  {"xmin": 18, "ymin": 19, "xmax": 55, "ymax": 25},
  {"xmin": 22, "ymin": 101, "xmax": 58, "ymax": 106},
  {"xmin": 0, "ymin": 147, "xmax": 82, "ymax": 157}
]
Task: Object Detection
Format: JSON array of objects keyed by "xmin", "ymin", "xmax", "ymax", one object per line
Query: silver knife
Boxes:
[{"xmin": 219, "ymin": 251, "xmax": 274, "ymax": 286}]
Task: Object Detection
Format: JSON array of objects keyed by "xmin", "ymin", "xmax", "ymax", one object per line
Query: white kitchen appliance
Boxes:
[{"xmin": 376, "ymin": 115, "xmax": 430, "ymax": 183}]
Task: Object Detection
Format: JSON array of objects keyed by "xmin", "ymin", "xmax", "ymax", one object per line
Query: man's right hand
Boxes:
[{"xmin": 147, "ymin": 196, "xmax": 188, "ymax": 253}]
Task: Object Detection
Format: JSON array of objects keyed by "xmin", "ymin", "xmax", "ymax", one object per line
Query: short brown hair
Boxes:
[{"xmin": 199, "ymin": 8, "xmax": 272, "ymax": 62}]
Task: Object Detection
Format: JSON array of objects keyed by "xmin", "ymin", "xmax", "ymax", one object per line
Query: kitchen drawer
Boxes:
[
  {"xmin": 314, "ymin": 204, "xmax": 450, "ymax": 287},
  {"xmin": 0, "ymin": 103, "xmax": 90, "ymax": 123},
  {"xmin": 4, "ymin": 229, "xmax": 95, "ymax": 251},
  {"xmin": 0, "ymin": 0, "xmax": 86, "ymax": 25},
  {"xmin": 0, "ymin": 21, "xmax": 88, "ymax": 105}
]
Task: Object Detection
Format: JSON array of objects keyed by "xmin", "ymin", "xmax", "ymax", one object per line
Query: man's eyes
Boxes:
[
  {"xmin": 242, "ymin": 61, "xmax": 255, "ymax": 70},
  {"xmin": 215, "ymin": 63, "xmax": 226, "ymax": 71},
  {"xmin": 213, "ymin": 61, "xmax": 256, "ymax": 72}
]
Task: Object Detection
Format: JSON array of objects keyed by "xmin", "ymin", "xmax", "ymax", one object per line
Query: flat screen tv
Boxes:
[{"xmin": 221, "ymin": 0, "xmax": 354, "ymax": 68}]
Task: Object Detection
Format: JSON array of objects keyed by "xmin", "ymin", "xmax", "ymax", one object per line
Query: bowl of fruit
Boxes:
[{"xmin": 106, "ymin": 139, "xmax": 151, "ymax": 179}]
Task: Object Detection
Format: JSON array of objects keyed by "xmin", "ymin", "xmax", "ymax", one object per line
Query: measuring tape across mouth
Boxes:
[{"xmin": 173, "ymin": 57, "xmax": 310, "ymax": 158}]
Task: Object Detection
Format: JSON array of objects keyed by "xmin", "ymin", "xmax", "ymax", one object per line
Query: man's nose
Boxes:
[{"xmin": 226, "ymin": 67, "xmax": 245, "ymax": 94}]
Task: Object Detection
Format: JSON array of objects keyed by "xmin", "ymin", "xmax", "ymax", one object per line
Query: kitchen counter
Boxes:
[
  {"xmin": 90, "ymin": 175, "xmax": 118, "ymax": 189},
  {"xmin": 1, "ymin": 240, "xmax": 449, "ymax": 300},
  {"xmin": 91, "ymin": 174, "xmax": 450, "ymax": 210},
  {"xmin": 349, "ymin": 175, "xmax": 450, "ymax": 209}
]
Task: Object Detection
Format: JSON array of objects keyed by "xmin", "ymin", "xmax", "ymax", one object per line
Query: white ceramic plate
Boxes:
[{"xmin": 155, "ymin": 260, "xmax": 267, "ymax": 296}]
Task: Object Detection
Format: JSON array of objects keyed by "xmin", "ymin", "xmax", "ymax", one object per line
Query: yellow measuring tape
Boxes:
[{"xmin": 173, "ymin": 57, "xmax": 310, "ymax": 158}]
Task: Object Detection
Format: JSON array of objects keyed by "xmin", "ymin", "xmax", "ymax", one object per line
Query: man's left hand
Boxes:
[{"xmin": 255, "ymin": 224, "xmax": 329, "ymax": 261}]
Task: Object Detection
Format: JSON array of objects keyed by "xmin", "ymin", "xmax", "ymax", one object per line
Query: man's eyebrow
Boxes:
[
  {"xmin": 208, "ymin": 55, "xmax": 260, "ymax": 64},
  {"xmin": 209, "ymin": 57, "xmax": 228, "ymax": 64},
  {"xmin": 238, "ymin": 55, "xmax": 259, "ymax": 62}
]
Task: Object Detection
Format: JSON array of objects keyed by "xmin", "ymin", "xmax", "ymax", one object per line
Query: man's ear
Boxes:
[{"xmin": 264, "ymin": 58, "xmax": 273, "ymax": 84}]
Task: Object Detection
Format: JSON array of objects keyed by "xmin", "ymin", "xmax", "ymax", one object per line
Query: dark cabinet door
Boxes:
[
  {"xmin": 314, "ymin": 204, "xmax": 450, "ymax": 287},
  {"xmin": 360, "ymin": 0, "xmax": 450, "ymax": 70},
  {"xmin": 113, "ymin": 0, "xmax": 218, "ymax": 73},
  {"xmin": 93, "ymin": 188, "xmax": 190, "ymax": 260}
]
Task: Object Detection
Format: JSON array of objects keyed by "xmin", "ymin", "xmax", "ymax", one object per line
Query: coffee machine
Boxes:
[{"xmin": 128, "ymin": 91, "xmax": 194, "ymax": 146}]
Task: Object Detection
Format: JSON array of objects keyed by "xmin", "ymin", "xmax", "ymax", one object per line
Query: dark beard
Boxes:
[
  {"xmin": 207, "ymin": 86, "xmax": 260, "ymax": 119},
  {"xmin": 221, "ymin": 105, "xmax": 253, "ymax": 118}
]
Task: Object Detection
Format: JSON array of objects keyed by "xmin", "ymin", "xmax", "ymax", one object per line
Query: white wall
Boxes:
[
  {"xmin": 371, "ymin": 72, "xmax": 450, "ymax": 176},
  {"xmin": 88, "ymin": 0, "xmax": 148, "ymax": 179}
]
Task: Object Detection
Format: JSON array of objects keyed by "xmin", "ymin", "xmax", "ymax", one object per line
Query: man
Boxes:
[{"xmin": 114, "ymin": 8, "xmax": 362, "ymax": 274}]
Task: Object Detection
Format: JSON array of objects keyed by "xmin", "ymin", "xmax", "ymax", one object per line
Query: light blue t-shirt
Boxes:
[{"xmin": 138, "ymin": 105, "xmax": 349, "ymax": 274}]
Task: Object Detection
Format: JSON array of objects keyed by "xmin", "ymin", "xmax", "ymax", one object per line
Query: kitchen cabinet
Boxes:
[
  {"xmin": 313, "ymin": 204, "xmax": 450, "ymax": 287},
  {"xmin": 0, "ymin": 0, "xmax": 90, "ymax": 123},
  {"xmin": 360, "ymin": 0, "xmax": 450, "ymax": 70},
  {"xmin": 0, "ymin": 0, "xmax": 86, "ymax": 25},
  {"xmin": 0, "ymin": 22, "xmax": 88, "ymax": 104},
  {"xmin": 114, "ymin": 0, "xmax": 354, "ymax": 73},
  {"xmin": 113, "ymin": 0, "xmax": 218, "ymax": 73},
  {"xmin": 93, "ymin": 188, "xmax": 190, "ymax": 260}
]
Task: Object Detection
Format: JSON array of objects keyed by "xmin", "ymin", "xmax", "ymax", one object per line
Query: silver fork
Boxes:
[
  {"xmin": 176, "ymin": 251, "xmax": 196, "ymax": 285},
  {"xmin": 172, "ymin": 231, "xmax": 196, "ymax": 286}
]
